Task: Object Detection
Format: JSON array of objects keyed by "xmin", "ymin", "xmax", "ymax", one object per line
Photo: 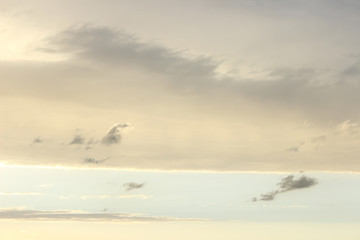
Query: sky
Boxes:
[{"xmin": 1, "ymin": 0, "xmax": 360, "ymax": 239}]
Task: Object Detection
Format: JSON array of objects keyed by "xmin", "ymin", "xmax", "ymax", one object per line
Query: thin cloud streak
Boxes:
[
  {"xmin": 81, "ymin": 194, "xmax": 152, "ymax": 199},
  {"xmin": 0, "ymin": 209, "xmax": 208, "ymax": 222}
]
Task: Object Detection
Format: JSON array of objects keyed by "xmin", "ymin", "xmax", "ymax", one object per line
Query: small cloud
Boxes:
[
  {"xmin": 254, "ymin": 174, "xmax": 318, "ymax": 201},
  {"xmin": 286, "ymin": 142, "xmax": 305, "ymax": 152},
  {"xmin": 70, "ymin": 135, "xmax": 85, "ymax": 145},
  {"xmin": 123, "ymin": 182, "xmax": 145, "ymax": 191},
  {"xmin": 33, "ymin": 137, "xmax": 43, "ymax": 143},
  {"xmin": 102, "ymin": 123, "xmax": 130, "ymax": 146},
  {"xmin": 287, "ymin": 146, "xmax": 300, "ymax": 152},
  {"xmin": 83, "ymin": 157, "xmax": 108, "ymax": 164},
  {"xmin": 277, "ymin": 175, "xmax": 318, "ymax": 191}
]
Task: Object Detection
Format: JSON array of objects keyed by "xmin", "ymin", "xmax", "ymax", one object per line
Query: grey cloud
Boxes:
[
  {"xmin": 83, "ymin": 156, "xmax": 108, "ymax": 164},
  {"xmin": 102, "ymin": 123, "xmax": 129, "ymax": 146},
  {"xmin": 70, "ymin": 135, "xmax": 85, "ymax": 145},
  {"xmin": 44, "ymin": 25, "xmax": 217, "ymax": 83},
  {"xmin": 259, "ymin": 191, "xmax": 279, "ymax": 201},
  {"xmin": 342, "ymin": 60, "xmax": 360, "ymax": 78},
  {"xmin": 87, "ymin": 138, "xmax": 97, "ymax": 145},
  {"xmin": 287, "ymin": 146, "xmax": 300, "ymax": 152},
  {"xmin": 33, "ymin": 137, "xmax": 43, "ymax": 143},
  {"xmin": 286, "ymin": 142, "xmax": 305, "ymax": 152},
  {"xmin": 312, "ymin": 135, "xmax": 327, "ymax": 149},
  {"xmin": 278, "ymin": 175, "xmax": 318, "ymax": 191},
  {"xmin": 123, "ymin": 182, "xmax": 145, "ymax": 191},
  {"xmin": 33, "ymin": 26, "xmax": 360, "ymax": 121},
  {"xmin": 256, "ymin": 174, "xmax": 318, "ymax": 201},
  {"xmin": 0, "ymin": 209, "xmax": 206, "ymax": 222}
]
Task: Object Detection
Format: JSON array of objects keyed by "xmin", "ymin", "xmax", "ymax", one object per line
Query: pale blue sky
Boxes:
[{"xmin": 1, "ymin": 166, "xmax": 359, "ymax": 222}]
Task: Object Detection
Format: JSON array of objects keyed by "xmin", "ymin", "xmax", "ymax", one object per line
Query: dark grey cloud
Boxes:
[
  {"xmin": 123, "ymin": 182, "xmax": 145, "ymax": 191},
  {"xmin": 102, "ymin": 123, "xmax": 129, "ymax": 146},
  {"xmin": 83, "ymin": 156, "xmax": 108, "ymax": 164},
  {"xmin": 278, "ymin": 175, "xmax": 318, "ymax": 191},
  {"xmin": 256, "ymin": 174, "xmax": 318, "ymax": 201},
  {"xmin": 0, "ymin": 209, "xmax": 205, "ymax": 222},
  {"xmin": 70, "ymin": 135, "xmax": 85, "ymax": 145}
]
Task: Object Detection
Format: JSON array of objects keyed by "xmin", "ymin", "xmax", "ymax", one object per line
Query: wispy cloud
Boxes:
[
  {"xmin": 70, "ymin": 135, "xmax": 85, "ymax": 145},
  {"xmin": 83, "ymin": 156, "xmax": 108, "ymax": 164},
  {"xmin": 0, "ymin": 209, "xmax": 207, "ymax": 222},
  {"xmin": 81, "ymin": 194, "xmax": 152, "ymax": 199},
  {"xmin": 336, "ymin": 120, "xmax": 360, "ymax": 135},
  {"xmin": 286, "ymin": 142, "xmax": 305, "ymax": 152},
  {"xmin": 45, "ymin": 25, "xmax": 217, "ymax": 82},
  {"xmin": 253, "ymin": 174, "xmax": 318, "ymax": 202}
]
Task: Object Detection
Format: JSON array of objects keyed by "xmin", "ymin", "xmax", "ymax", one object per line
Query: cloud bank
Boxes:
[{"xmin": 2, "ymin": 25, "xmax": 360, "ymax": 171}]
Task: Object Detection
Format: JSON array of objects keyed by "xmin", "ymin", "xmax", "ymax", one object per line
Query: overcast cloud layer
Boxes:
[{"xmin": 1, "ymin": 1, "xmax": 360, "ymax": 172}]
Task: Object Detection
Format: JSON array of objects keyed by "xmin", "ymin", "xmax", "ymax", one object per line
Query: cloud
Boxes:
[
  {"xmin": 286, "ymin": 142, "xmax": 305, "ymax": 152},
  {"xmin": 256, "ymin": 174, "xmax": 318, "ymax": 201},
  {"xmin": 259, "ymin": 191, "xmax": 279, "ymax": 201},
  {"xmin": 41, "ymin": 25, "xmax": 360, "ymax": 121},
  {"xmin": 70, "ymin": 135, "xmax": 85, "ymax": 145},
  {"xmin": 33, "ymin": 137, "xmax": 43, "ymax": 143},
  {"xmin": 81, "ymin": 194, "xmax": 152, "ymax": 199},
  {"xmin": 44, "ymin": 25, "xmax": 217, "ymax": 83},
  {"xmin": 312, "ymin": 135, "xmax": 326, "ymax": 143},
  {"xmin": 4, "ymin": 25, "xmax": 360, "ymax": 171},
  {"xmin": 82, "ymin": 156, "xmax": 108, "ymax": 164},
  {"xmin": 0, "ymin": 209, "xmax": 207, "ymax": 222},
  {"xmin": 336, "ymin": 120, "xmax": 360, "ymax": 135},
  {"xmin": 87, "ymin": 138, "xmax": 97, "ymax": 145},
  {"xmin": 101, "ymin": 123, "xmax": 129, "ymax": 146},
  {"xmin": 123, "ymin": 182, "xmax": 145, "ymax": 191}
]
